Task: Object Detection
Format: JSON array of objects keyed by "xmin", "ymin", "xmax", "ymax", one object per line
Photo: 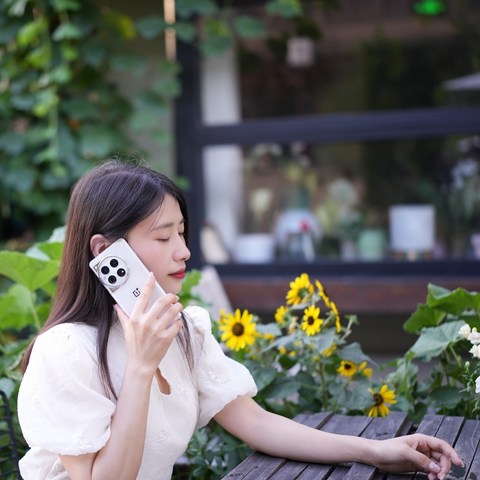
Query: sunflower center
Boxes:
[
  {"xmin": 232, "ymin": 322, "xmax": 245, "ymax": 336},
  {"xmin": 373, "ymin": 393, "xmax": 384, "ymax": 406},
  {"xmin": 307, "ymin": 316, "xmax": 315, "ymax": 325}
]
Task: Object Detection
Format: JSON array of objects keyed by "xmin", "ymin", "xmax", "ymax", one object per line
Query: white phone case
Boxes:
[{"xmin": 89, "ymin": 238, "xmax": 165, "ymax": 317}]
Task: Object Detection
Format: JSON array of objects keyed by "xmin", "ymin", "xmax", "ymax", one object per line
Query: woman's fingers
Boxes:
[{"xmin": 129, "ymin": 272, "xmax": 156, "ymax": 319}]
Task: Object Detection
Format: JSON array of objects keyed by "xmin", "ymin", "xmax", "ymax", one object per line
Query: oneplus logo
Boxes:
[{"xmin": 133, "ymin": 288, "xmax": 141, "ymax": 297}]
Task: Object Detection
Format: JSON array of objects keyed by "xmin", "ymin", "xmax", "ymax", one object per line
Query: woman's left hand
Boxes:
[{"xmin": 372, "ymin": 433, "xmax": 464, "ymax": 480}]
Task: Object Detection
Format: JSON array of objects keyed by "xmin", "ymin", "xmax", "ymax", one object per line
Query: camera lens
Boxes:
[
  {"xmin": 108, "ymin": 275, "xmax": 117, "ymax": 284},
  {"xmin": 118, "ymin": 268, "xmax": 126, "ymax": 277},
  {"xmin": 110, "ymin": 259, "xmax": 119, "ymax": 268},
  {"xmin": 101, "ymin": 266, "xmax": 110, "ymax": 274}
]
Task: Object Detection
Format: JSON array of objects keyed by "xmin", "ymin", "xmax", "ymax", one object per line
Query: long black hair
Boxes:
[{"xmin": 23, "ymin": 159, "xmax": 193, "ymax": 398}]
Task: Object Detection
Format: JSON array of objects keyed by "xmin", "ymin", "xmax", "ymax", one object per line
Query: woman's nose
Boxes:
[{"xmin": 175, "ymin": 241, "xmax": 191, "ymax": 261}]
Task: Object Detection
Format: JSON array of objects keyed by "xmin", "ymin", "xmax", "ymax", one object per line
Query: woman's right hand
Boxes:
[{"xmin": 114, "ymin": 272, "xmax": 184, "ymax": 378}]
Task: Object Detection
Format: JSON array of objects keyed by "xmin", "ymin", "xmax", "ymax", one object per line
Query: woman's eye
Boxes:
[{"xmin": 158, "ymin": 238, "xmax": 170, "ymax": 242}]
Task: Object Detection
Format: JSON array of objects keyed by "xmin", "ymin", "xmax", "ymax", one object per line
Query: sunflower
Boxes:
[
  {"xmin": 359, "ymin": 361, "xmax": 373, "ymax": 378},
  {"xmin": 315, "ymin": 280, "xmax": 331, "ymax": 308},
  {"xmin": 329, "ymin": 301, "xmax": 341, "ymax": 333},
  {"xmin": 219, "ymin": 309, "xmax": 257, "ymax": 351},
  {"xmin": 286, "ymin": 273, "xmax": 314, "ymax": 305},
  {"xmin": 337, "ymin": 360, "xmax": 357, "ymax": 377},
  {"xmin": 368, "ymin": 385, "xmax": 397, "ymax": 417},
  {"xmin": 300, "ymin": 305, "xmax": 323, "ymax": 336},
  {"xmin": 322, "ymin": 342, "xmax": 337, "ymax": 357},
  {"xmin": 275, "ymin": 305, "xmax": 288, "ymax": 325}
]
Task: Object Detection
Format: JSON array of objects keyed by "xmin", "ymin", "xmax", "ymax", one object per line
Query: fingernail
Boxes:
[{"xmin": 429, "ymin": 461, "xmax": 440, "ymax": 472}]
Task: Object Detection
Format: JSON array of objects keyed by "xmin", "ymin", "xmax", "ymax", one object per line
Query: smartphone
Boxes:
[{"xmin": 89, "ymin": 238, "xmax": 165, "ymax": 317}]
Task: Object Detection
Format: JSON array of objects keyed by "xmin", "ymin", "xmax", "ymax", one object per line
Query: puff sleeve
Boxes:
[
  {"xmin": 186, "ymin": 306, "xmax": 257, "ymax": 429},
  {"xmin": 18, "ymin": 324, "xmax": 116, "ymax": 456}
]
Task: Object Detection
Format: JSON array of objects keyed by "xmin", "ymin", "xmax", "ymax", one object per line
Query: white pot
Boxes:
[
  {"xmin": 389, "ymin": 205, "xmax": 435, "ymax": 254},
  {"xmin": 233, "ymin": 234, "xmax": 274, "ymax": 264}
]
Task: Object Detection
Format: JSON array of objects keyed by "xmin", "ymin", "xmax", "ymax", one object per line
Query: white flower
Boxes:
[
  {"xmin": 469, "ymin": 330, "xmax": 480, "ymax": 345},
  {"xmin": 476, "ymin": 376, "xmax": 480, "ymax": 394},
  {"xmin": 470, "ymin": 344, "xmax": 480, "ymax": 359},
  {"xmin": 459, "ymin": 323, "xmax": 471, "ymax": 339}
]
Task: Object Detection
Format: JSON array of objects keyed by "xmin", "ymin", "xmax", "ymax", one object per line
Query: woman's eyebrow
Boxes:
[{"xmin": 150, "ymin": 219, "xmax": 185, "ymax": 232}]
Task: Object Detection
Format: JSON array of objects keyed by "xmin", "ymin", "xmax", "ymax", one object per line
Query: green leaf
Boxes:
[
  {"xmin": 52, "ymin": 23, "xmax": 82, "ymax": 41},
  {"xmin": 262, "ymin": 376, "xmax": 300, "ymax": 399},
  {"xmin": 233, "ymin": 16, "xmax": 267, "ymax": 39},
  {"xmin": 79, "ymin": 124, "xmax": 120, "ymax": 158},
  {"xmin": 49, "ymin": 0, "xmax": 81, "ymax": 12},
  {"xmin": 172, "ymin": 21, "xmax": 196, "ymax": 42},
  {"xmin": 0, "ymin": 284, "xmax": 36, "ymax": 329},
  {"xmin": 135, "ymin": 16, "xmax": 167, "ymax": 39},
  {"xmin": 153, "ymin": 76, "xmax": 181, "ymax": 99},
  {"xmin": 29, "ymin": 241, "xmax": 64, "ymax": 261},
  {"xmin": 337, "ymin": 342, "xmax": 372, "ymax": 364},
  {"xmin": 246, "ymin": 362, "xmax": 277, "ymax": 391},
  {"xmin": 8, "ymin": 0, "xmax": 28, "ymax": 17},
  {"xmin": 17, "ymin": 18, "xmax": 47, "ymax": 47},
  {"xmin": 311, "ymin": 327, "xmax": 336, "ymax": 352},
  {"xmin": 426, "ymin": 283, "xmax": 480, "ymax": 314},
  {"xmin": 103, "ymin": 10, "xmax": 136, "ymax": 40},
  {"xmin": 409, "ymin": 320, "xmax": 466, "ymax": 361},
  {"xmin": 0, "ymin": 132, "xmax": 26, "ymax": 155},
  {"xmin": 200, "ymin": 33, "xmax": 232, "ymax": 57},
  {"xmin": 0, "ymin": 251, "xmax": 59, "ymax": 291},
  {"xmin": 3, "ymin": 166, "xmax": 36, "ymax": 193},
  {"xmin": 256, "ymin": 323, "xmax": 282, "ymax": 337},
  {"xmin": 110, "ymin": 54, "xmax": 146, "ymax": 74},
  {"xmin": 179, "ymin": 269, "xmax": 202, "ymax": 303},
  {"xmin": 0, "ymin": 378, "xmax": 16, "ymax": 398},
  {"xmin": 61, "ymin": 98, "xmax": 97, "ymax": 119},
  {"xmin": 26, "ymin": 44, "xmax": 51, "ymax": 68},
  {"xmin": 176, "ymin": 0, "xmax": 218, "ymax": 18},
  {"xmin": 32, "ymin": 88, "xmax": 59, "ymax": 118},
  {"xmin": 50, "ymin": 65, "xmax": 72, "ymax": 84},
  {"xmin": 404, "ymin": 303, "xmax": 446, "ymax": 333},
  {"xmin": 266, "ymin": 0, "xmax": 303, "ymax": 18},
  {"xmin": 263, "ymin": 333, "xmax": 296, "ymax": 352},
  {"xmin": 430, "ymin": 385, "xmax": 467, "ymax": 409},
  {"xmin": 158, "ymin": 59, "xmax": 181, "ymax": 77}
]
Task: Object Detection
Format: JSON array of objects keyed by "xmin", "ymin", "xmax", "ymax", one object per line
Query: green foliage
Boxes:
[
  {"xmin": 386, "ymin": 283, "xmax": 480, "ymax": 422},
  {"xmin": 0, "ymin": 0, "xmax": 177, "ymax": 241},
  {"xmin": 0, "ymin": 233, "xmax": 63, "ymax": 461},
  {"xmin": 0, "ymin": 0, "xmax": 329, "ymax": 245},
  {"xmin": 185, "ymin": 274, "xmax": 394, "ymax": 478}
]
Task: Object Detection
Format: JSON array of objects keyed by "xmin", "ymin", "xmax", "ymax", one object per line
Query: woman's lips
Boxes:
[{"xmin": 170, "ymin": 270, "xmax": 186, "ymax": 280}]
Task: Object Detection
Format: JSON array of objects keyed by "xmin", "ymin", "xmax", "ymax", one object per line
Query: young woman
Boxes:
[{"xmin": 18, "ymin": 160, "xmax": 462, "ymax": 480}]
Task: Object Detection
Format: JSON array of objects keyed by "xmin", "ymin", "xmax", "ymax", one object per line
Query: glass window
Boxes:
[
  {"xmin": 201, "ymin": 134, "xmax": 480, "ymax": 264},
  {"xmin": 233, "ymin": 0, "xmax": 480, "ymax": 119}
]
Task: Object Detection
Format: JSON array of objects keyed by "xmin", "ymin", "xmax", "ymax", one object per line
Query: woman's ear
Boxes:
[{"xmin": 90, "ymin": 234, "xmax": 112, "ymax": 257}]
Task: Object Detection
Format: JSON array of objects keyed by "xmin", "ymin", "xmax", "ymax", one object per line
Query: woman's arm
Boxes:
[
  {"xmin": 214, "ymin": 395, "xmax": 463, "ymax": 480},
  {"xmin": 60, "ymin": 275, "xmax": 184, "ymax": 480}
]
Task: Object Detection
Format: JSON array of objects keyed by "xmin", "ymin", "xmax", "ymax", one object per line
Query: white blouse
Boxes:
[{"xmin": 17, "ymin": 306, "xmax": 257, "ymax": 480}]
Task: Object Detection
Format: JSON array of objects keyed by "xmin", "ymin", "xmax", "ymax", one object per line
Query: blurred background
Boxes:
[{"xmin": 2, "ymin": 0, "xmax": 480, "ymax": 356}]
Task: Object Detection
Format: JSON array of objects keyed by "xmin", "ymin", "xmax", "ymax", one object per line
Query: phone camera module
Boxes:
[{"xmin": 97, "ymin": 256, "xmax": 129, "ymax": 290}]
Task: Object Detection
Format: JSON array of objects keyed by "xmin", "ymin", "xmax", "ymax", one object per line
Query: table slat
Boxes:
[
  {"xmin": 447, "ymin": 419, "xmax": 480, "ymax": 480},
  {"xmin": 222, "ymin": 412, "xmax": 480, "ymax": 480},
  {"xmin": 343, "ymin": 412, "xmax": 411, "ymax": 480},
  {"xmin": 221, "ymin": 412, "xmax": 334, "ymax": 479}
]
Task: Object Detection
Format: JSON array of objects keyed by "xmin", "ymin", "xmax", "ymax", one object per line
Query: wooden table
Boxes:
[{"xmin": 222, "ymin": 411, "xmax": 475, "ymax": 479}]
